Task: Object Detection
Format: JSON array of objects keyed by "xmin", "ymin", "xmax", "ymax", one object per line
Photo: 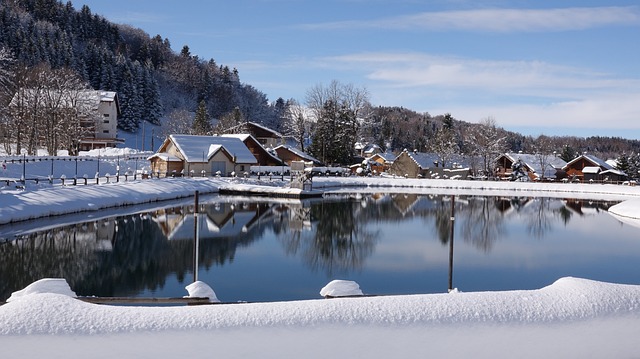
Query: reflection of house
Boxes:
[
  {"xmin": 221, "ymin": 134, "xmax": 283, "ymax": 166},
  {"xmin": 274, "ymin": 145, "xmax": 323, "ymax": 166},
  {"xmin": 495, "ymin": 153, "xmax": 567, "ymax": 181},
  {"xmin": 155, "ymin": 203, "xmax": 274, "ymax": 240},
  {"xmin": 148, "ymin": 135, "xmax": 257, "ymax": 176},
  {"xmin": 563, "ymin": 154, "xmax": 626, "ymax": 182},
  {"xmin": 388, "ymin": 150, "xmax": 470, "ymax": 179}
]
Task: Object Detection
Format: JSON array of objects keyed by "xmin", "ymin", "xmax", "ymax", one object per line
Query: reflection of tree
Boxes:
[
  {"xmin": 524, "ymin": 197, "xmax": 553, "ymax": 239},
  {"xmin": 458, "ymin": 197, "xmax": 506, "ymax": 251},
  {"xmin": 278, "ymin": 199, "xmax": 379, "ymax": 276},
  {"xmin": 434, "ymin": 197, "xmax": 453, "ymax": 244}
]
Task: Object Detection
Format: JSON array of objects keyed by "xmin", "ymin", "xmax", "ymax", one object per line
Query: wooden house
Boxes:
[
  {"xmin": 495, "ymin": 153, "xmax": 567, "ymax": 181},
  {"xmin": 148, "ymin": 135, "xmax": 257, "ymax": 177},
  {"xmin": 563, "ymin": 154, "xmax": 627, "ymax": 182},
  {"xmin": 273, "ymin": 145, "xmax": 323, "ymax": 166}
]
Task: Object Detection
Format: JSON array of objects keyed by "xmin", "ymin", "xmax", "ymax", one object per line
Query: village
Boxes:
[{"xmin": 2, "ymin": 89, "xmax": 632, "ymax": 188}]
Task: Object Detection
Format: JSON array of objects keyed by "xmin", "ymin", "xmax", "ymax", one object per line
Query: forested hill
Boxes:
[
  {"xmin": 1, "ymin": 0, "xmax": 639, "ymax": 161},
  {"xmin": 0, "ymin": 0, "xmax": 283, "ymax": 133}
]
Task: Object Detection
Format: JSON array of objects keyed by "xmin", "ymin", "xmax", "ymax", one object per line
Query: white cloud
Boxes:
[
  {"xmin": 323, "ymin": 51, "xmax": 640, "ymax": 135},
  {"xmin": 301, "ymin": 6, "xmax": 640, "ymax": 33}
]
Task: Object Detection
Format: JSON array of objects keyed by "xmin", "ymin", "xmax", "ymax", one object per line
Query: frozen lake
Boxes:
[{"xmin": 1, "ymin": 192, "xmax": 638, "ymax": 302}]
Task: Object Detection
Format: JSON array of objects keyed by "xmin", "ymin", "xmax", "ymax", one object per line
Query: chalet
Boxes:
[
  {"xmin": 388, "ymin": 150, "xmax": 470, "ymax": 179},
  {"xmin": 148, "ymin": 135, "xmax": 257, "ymax": 177},
  {"xmin": 495, "ymin": 153, "xmax": 567, "ymax": 181},
  {"xmin": 563, "ymin": 154, "xmax": 627, "ymax": 182},
  {"xmin": 352, "ymin": 152, "xmax": 395, "ymax": 175},
  {"xmin": 273, "ymin": 145, "xmax": 323, "ymax": 166},
  {"xmin": 221, "ymin": 134, "xmax": 283, "ymax": 166}
]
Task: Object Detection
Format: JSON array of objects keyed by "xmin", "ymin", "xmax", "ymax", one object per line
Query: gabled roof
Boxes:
[
  {"xmin": 168, "ymin": 135, "xmax": 257, "ymax": 163},
  {"xmin": 221, "ymin": 133, "xmax": 283, "ymax": 164},
  {"xmin": 274, "ymin": 145, "xmax": 321, "ymax": 164},
  {"xmin": 400, "ymin": 150, "xmax": 470, "ymax": 169},
  {"xmin": 247, "ymin": 121, "xmax": 283, "ymax": 138},
  {"xmin": 563, "ymin": 154, "xmax": 615, "ymax": 171},
  {"xmin": 499, "ymin": 153, "xmax": 567, "ymax": 178}
]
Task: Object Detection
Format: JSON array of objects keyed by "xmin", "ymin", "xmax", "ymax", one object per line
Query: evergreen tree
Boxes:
[{"xmin": 192, "ymin": 100, "xmax": 212, "ymax": 135}]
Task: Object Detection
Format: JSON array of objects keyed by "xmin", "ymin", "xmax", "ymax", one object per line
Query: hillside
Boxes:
[{"xmin": 1, "ymin": 0, "xmax": 639, "ymax": 161}]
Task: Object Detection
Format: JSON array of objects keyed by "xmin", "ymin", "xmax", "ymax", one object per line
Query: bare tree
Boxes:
[
  {"xmin": 468, "ymin": 117, "xmax": 506, "ymax": 178},
  {"xmin": 305, "ymin": 80, "xmax": 369, "ymax": 164},
  {"xmin": 533, "ymin": 135, "xmax": 555, "ymax": 180},
  {"xmin": 162, "ymin": 108, "xmax": 193, "ymax": 137},
  {"xmin": 282, "ymin": 99, "xmax": 310, "ymax": 151}
]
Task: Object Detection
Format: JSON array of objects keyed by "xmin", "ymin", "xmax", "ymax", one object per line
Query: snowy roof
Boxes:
[
  {"xmin": 147, "ymin": 153, "xmax": 182, "ymax": 162},
  {"xmin": 402, "ymin": 151, "xmax": 470, "ymax": 169},
  {"xmin": 169, "ymin": 135, "xmax": 257, "ymax": 164},
  {"xmin": 247, "ymin": 121, "xmax": 283, "ymax": 138},
  {"xmin": 582, "ymin": 166, "xmax": 601, "ymax": 174},
  {"xmin": 564, "ymin": 154, "xmax": 616, "ymax": 172},
  {"xmin": 222, "ymin": 134, "xmax": 283, "ymax": 164},
  {"xmin": 503, "ymin": 153, "xmax": 567, "ymax": 178},
  {"xmin": 274, "ymin": 145, "xmax": 321, "ymax": 164}
]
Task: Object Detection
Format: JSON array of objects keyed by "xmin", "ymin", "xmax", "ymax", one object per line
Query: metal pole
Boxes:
[
  {"xmin": 193, "ymin": 190, "xmax": 200, "ymax": 282},
  {"xmin": 448, "ymin": 195, "xmax": 455, "ymax": 292},
  {"xmin": 22, "ymin": 153, "xmax": 25, "ymax": 182}
]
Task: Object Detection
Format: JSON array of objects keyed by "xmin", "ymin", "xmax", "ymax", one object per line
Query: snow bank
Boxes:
[
  {"xmin": 1, "ymin": 277, "xmax": 639, "ymax": 336},
  {"xmin": 314, "ymin": 177, "xmax": 640, "ymax": 201},
  {"xmin": 320, "ymin": 280, "xmax": 364, "ymax": 297},
  {"xmin": 184, "ymin": 281, "xmax": 220, "ymax": 303},
  {"xmin": 6, "ymin": 278, "xmax": 76, "ymax": 302},
  {"xmin": 0, "ymin": 178, "xmax": 223, "ymax": 225},
  {"xmin": 607, "ymin": 199, "xmax": 640, "ymax": 228}
]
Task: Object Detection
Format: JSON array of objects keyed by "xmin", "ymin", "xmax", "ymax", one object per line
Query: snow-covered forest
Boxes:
[{"xmin": 1, "ymin": 0, "xmax": 640, "ymax": 165}]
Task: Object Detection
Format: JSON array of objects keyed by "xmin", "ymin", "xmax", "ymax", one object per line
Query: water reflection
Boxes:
[{"xmin": 0, "ymin": 194, "xmax": 627, "ymax": 302}]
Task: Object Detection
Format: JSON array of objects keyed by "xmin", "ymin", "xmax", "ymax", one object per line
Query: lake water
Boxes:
[{"xmin": 1, "ymin": 193, "xmax": 639, "ymax": 303}]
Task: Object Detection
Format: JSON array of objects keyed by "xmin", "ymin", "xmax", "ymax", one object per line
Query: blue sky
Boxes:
[{"xmin": 70, "ymin": 0, "xmax": 640, "ymax": 139}]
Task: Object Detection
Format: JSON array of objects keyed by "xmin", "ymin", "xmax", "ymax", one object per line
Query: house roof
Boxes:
[
  {"xmin": 221, "ymin": 133, "xmax": 283, "ymax": 164},
  {"xmin": 501, "ymin": 153, "xmax": 567, "ymax": 178},
  {"xmin": 169, "ymin": 135, "xmax": 257, "ymax": 164},
  {"xmin": 274, "ymin": 145, "xmax": 321, "ymax": 164},
  {"xmin": 246, "ymin": 121, "xmax": 283, "ymax": 138},
  {"xmin": 563, "ymin": 154, "xmax": 618, "ymax": 172},
  {"xmin": 147, "ymin": 153, "xmax": 182, "ymax": 162},
  {"xmin": 401, "ymin": 151, "xmax": 470, "ymax": 169}
]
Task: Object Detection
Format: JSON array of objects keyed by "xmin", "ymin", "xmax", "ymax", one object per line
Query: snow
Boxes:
[
  {"xmin": 4, "ymin": 167, "xmax": 640, "ymax": 357},
  {"xmin": 1, "ymin": 277, "xmax": 640, "ymax": 358},
  {"xmin": 320, "ymin": 280, "xmax": 364, "ymax": 297},
  {"xmin": 184, "ymin": 281, "xmax": 220, "ymax": 303},
  {"xmin": 6, "ymin": 278, "xmax": 76, "ymax": 302}
]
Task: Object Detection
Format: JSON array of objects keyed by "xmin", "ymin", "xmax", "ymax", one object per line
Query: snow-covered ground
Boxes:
[{"xmin": 3, "ymin": 168, "xmax": 640, "ymax": 357}]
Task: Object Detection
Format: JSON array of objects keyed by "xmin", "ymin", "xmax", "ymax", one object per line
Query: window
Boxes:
[
  {"xmin": 103, "ymin": 120, "xmax": 109, "ymax": 124},
  {"xmin": 103, "ymin": 114, "xmax": 110, "ymax": 117},
  {"xmin": 103, "ymin": 130, "xmax": 109, "ymax": 133}
]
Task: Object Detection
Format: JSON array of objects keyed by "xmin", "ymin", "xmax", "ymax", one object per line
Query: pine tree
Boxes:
[{"xmin": 192, "ymin": 100, "xmax": 212, "ymax": 135}]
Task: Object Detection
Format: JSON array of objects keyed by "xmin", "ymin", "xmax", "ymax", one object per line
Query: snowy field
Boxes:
[{"xmin": 3, "ymin": 159, "xmax": 640, "ymax": 357}]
